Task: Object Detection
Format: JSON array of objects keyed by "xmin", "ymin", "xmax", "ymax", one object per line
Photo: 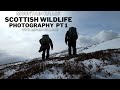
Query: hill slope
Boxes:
[
  {"xmin": 82, "ymin": 38, "xmax": 120, "ymax": 53},
  {"xmin": 0, "ymin": 38, "xmax": 120, "ymax": 79}
]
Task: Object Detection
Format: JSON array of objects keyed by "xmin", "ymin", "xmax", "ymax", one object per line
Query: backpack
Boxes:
[
  {"xmin": 68, "ymin": 27, "xmax": 78, "ymax": 40},
  {"xmin": 40, "ymin": 34, "xmax": 50, "ymax": 45}
]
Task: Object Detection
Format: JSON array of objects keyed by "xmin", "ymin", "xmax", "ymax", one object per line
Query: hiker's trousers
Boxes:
[
  {"xmin": 42, "ymin": 48, "xmax": 50, "ymax": 59},
  {"xmin": 68, "ymin": 41, "xmax": 77, "ymax": 56}
]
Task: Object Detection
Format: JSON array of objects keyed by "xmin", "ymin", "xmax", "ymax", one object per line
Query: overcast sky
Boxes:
[{"xmin": 0, "ymin": 11, "xmax": 120, "ymax": 65}]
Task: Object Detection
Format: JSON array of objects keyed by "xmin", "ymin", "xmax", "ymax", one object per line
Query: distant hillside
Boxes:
[{"xmin": 82, "ymin": 37, "xmax": 120, "ymax": 53}]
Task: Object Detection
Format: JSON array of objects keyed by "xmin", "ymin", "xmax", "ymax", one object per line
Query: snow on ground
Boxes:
[
  {"xmin": 112, "ymin": 53, "xmax": 120, "ymax": 61},
  {"xmin": 4, "ymin": 69, "xmax": 16, "ymax": 76},
  {"xmin": 1, "ymin": 55, "xmax": 120, "ymax": 79},
  {"xmin": 81, "ymin": 59, "xmax": 120, "ymax": 79},
  {"xmin": 69, "ymin": 58, "xmax": 75, "ymax": 62},
  {"xmin": 45, "ymin": 58, "xmax": 76, "ymax": 65},
  {"xmin": 0, "ymin": 61, "xmax": 23, "ymax": 69},
  {"xmin": 82, "ymin": 38, "xmax": 120, "ymax": 53},
  {"xmin": 51, "ymin": 50, "xmax": 68, "ymax": 57},
  {"xmin": 29, "ymin": 67, "xmax": 67, "ymax": 79},
  {"xmin": 45, "ymin": 60, "xmax": 65, "ymax": 64},
  {"xmin": 82, "ymin": 59, "xmax": 103, "ymax": 72},
  {"xmin": 29, "ymin": 67, "xmax": 80, "ymax": 79},
  {"xmin": 77, "ymin": 47, "xmax": 90, "ymax": 54},
  {"xmin": 1, "ymin": 69, "xmax": 16, "ymax": 79},
  {"xmin": 28, "ymin": 58, "xmax": 120, "ymax": 79}
]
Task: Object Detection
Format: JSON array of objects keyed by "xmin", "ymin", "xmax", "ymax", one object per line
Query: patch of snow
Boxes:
[
  {"xmin": 68, "ymin": 58, "xmax": 75, "ymax": 62},
  {"xmin": 45, "ymin": 60, "xmax": 65, "ymax": 64},
  {"xmin": 81, "ymin": 59, "xmax": 120, "ymax": 79},
  {"xmin": 112, "ymin": 54, "xmax": 120, "ymax": 61},
  {"xmin": 4, "ymin": 69, "xmax": 16, "ymax": 78},
  {"xmin": 29, "ymin": 66, "xmax": 81, "ymax": 79},
  {"xmin": 103, "ymin": 65, "xmax": 120, "ymax": 73},
  {"xmin": 0, "ymin": 61, "xmax": 23, "ymax": 70},
  {"xmin": 82, "ymin": 59, "xmax": 103, "ymax": 67},
  {"xmin": 29, "ymin": 67, "xmax": 67, "ymax": 79},
  {"xmin": 9, "ymin": 62, "xmax": 23, "ymax": 66}
]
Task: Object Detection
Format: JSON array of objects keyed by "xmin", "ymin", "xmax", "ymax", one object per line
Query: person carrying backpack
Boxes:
[
  {"xmin": 65, "ymin": 27, "xmax": 78, "ymax": 56},
  {"xmin": 39, "ymin": 34, "xmax": 53, "ymax": 60}
]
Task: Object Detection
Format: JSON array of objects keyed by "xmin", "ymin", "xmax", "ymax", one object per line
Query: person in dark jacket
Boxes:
[
  {"xmin": 39, "ymin": 34, "xmax": 53, "ymax": 60},
  {"xmin": 65, "ymin": 27, "xmax": 78, "ymax": 56}
]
